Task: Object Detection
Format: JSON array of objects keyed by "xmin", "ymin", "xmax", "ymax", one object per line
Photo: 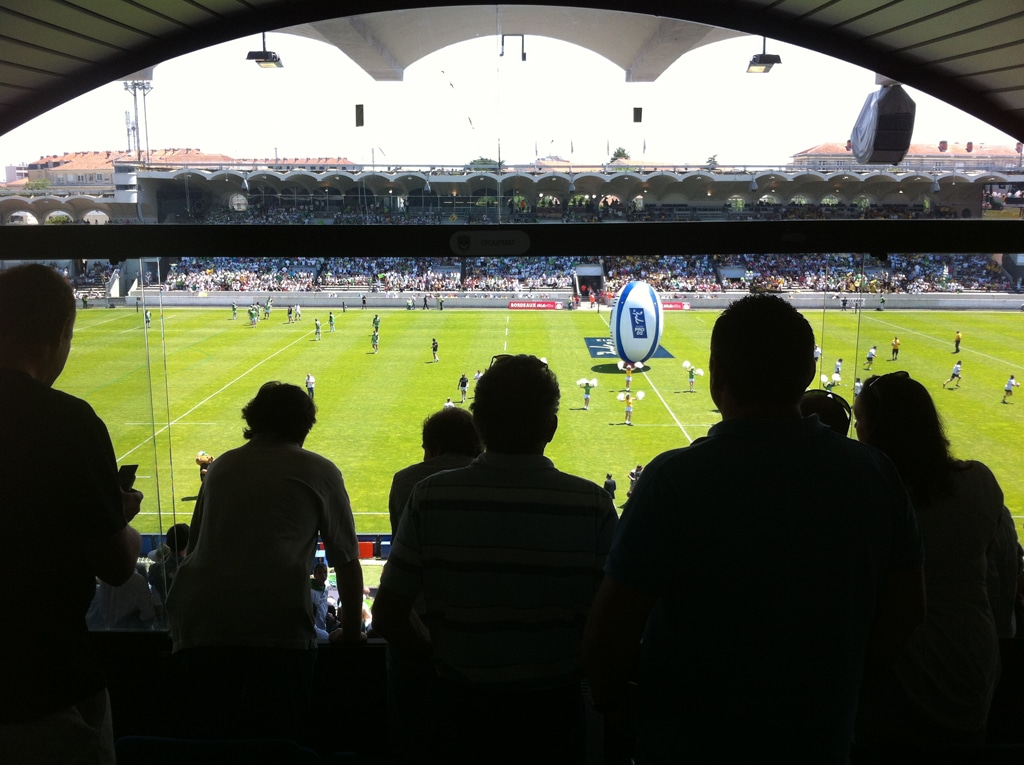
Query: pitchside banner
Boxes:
[
  {"xmin": 584, "ymin": 337, "xmax": 674, "ymax": 359},
  {"xmin": 662, "ymin": 301, "xmax": 691, "ymax": 310},
  {"xmin": 508, "ymin": 301, "xmax": 564, "ymax": 310}
]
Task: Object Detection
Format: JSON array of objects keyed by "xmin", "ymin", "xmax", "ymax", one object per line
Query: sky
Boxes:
[{"xmin": 0, "ymin": 29, "xmax": 1017, "ymax": 171}]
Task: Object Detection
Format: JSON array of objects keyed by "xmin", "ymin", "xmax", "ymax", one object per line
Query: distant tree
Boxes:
[
  {"xmin": 706, "ymin": 154, "xmax": 718, "ymax": 170},
  {"xmin": 611, "ymin": 147, "xmax": 631, "ymax": 161},
  {"xmin": 25, "ymin": 178, "xmax": 50, "ymax": 190},
  {"xmin": 44, "ymin": 214, "xmax": 72, "ymax": 225},
  {"xmin": 467, "ymin": 156, "xmax": 503, "ymax": 171}
]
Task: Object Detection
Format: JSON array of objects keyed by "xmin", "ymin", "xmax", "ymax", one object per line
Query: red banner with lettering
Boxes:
[{"xmin": 508, "ymin": 301, "xmax": 563, "ymax": 310}]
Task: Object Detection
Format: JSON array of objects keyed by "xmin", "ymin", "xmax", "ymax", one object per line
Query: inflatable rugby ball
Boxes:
[{"xmin": 610, "ymin": 281, "xmax": 664, "ymax": 363}]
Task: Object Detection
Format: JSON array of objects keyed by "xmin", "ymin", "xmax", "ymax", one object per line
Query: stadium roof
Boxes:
[{"xmin": 0, "ymin": 1, "xmax": 1022, "ymax": 144}]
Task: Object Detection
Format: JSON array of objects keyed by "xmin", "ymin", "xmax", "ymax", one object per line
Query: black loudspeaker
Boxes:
[
  {"xmin": 633, "ymin": 107, "xmax": 642, "ymax": 123},
  {"xmin": 355, "ymin": 104, "xmax": 364, "ymax": 127},
  {"xmin": 851, "ymin": 85, "xmax": 916, "ymax": 164}
]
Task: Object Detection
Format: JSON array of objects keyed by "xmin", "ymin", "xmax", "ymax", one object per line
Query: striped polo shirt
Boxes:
[{"xmin": 382, "ymin": 451, "xmax": 618, "ymax": 688}]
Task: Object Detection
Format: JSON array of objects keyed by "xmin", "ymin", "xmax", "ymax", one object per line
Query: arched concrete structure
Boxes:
[
  {"xmin": 1, "ymin": 2, "xmax": 1022, "ymax": 144},
  {"xmin": 283, "ymin": 7, "xmax": 743, "ymax": 83}
]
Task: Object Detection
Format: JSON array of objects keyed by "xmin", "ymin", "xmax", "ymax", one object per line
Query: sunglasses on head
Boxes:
[
  {"xmin": 803, "ymin": 388, "xmax": 852, "ymax": 418},
  {"xmin": 863, "ymin": 370, "xmax": 910, "ymax": 402}
]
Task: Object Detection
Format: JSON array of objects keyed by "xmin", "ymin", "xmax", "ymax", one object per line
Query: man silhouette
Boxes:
[
  {"xmin": 0, "ymin": 265, "xmax": 142, "ymax": 762},
  {"xmin": 584, "ymin": 294, "xmax": 924, "ymax": 763},
  {"xmin": 374, "ymin": 355, "xmax": 617, "ymax": 763}
]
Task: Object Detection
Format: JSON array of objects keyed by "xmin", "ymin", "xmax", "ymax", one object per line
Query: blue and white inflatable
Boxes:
[{"xmin": 609, "ymin": 281, "xmax": 664, "ymax": 363}]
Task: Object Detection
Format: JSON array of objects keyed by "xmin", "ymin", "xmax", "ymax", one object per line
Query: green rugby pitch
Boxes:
[{"xmin": 63, "ymin": 303, "xmax": 1024, "ymax": 537}]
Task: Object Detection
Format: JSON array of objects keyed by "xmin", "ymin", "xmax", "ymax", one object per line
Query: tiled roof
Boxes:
[{"xmin": 795, "ymin": 142, "xmax": 1019, "ymax": 158}]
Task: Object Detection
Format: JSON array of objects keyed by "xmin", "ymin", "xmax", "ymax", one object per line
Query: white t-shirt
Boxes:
[{"xmin": 168, "ymin": 441, "xmax": 359, "ymax": 651}]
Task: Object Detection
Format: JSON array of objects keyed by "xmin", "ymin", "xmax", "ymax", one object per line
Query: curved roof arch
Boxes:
[
  {"xmin": 283, "ymin": 7, "xmax": 742, "ymax": 83},
  {"xmin": 0, "ymin": 1, "xmax": 1021, "ymax": 144}
]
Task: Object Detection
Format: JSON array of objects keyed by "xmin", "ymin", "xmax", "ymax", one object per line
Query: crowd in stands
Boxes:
[
  {"xmin": 203, "ymin": 208, "xmax": 318, "ymax": 225},
  {"xmin": 462, "ymin": 256, "xmax": 580, "ymax": 292},
  {"xmin": 160, "ymin": 253, "xmax": 1016, "ymax": 294},
  {"xmin": 113, "ymin": 198, "xmax": 974, "ymax": 227},
  {"xmin": 878, "ymin": 254, "xmax": 1013, "ymax": 292},
  {"xmin": 629, "ymin": 202, "xmax": 966, "ymax": 223},
  {"xmin": 321, "ymin": 256, "xmax": 462, "ymax": 292},
  {"xmin": 711, "ymin": 253, "xmax": 886, "ymax": 293},
  {"xmin": 168, "ymin": 256, "xmax": 320, "ymax": 292},
  {"xmin": 604, "ymin": 256, "xmax": 721, "ymax": 294}
]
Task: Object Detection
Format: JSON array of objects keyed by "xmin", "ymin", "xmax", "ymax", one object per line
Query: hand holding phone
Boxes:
[{"xmin": 118, "ymin": 464, "xmax": 138, "ymax": 491}]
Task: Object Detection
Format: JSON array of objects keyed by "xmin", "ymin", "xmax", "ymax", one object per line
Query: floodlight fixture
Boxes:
[
  {"xmin": 501, "ymin": 34, "xmax": 526, "ymax": 62},
  {"xmin": 247, "ymin": 33, "xmax": 283, "ymax": 68},
  {"xmin": 747, "ymin": 38, "xmax": 781, "ymax": 73}
]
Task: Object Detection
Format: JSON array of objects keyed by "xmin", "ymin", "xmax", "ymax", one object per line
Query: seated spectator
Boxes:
[
  {"xmin": 387, "ymin": 407, "xmax": 482, "ymax": 535},
  {"xmin": 311, "ymin": 563, "xmax": 330, "ymax": 640},
  {"xmin": 373, "ymin": 355, "xmax": 618, "ymax": 764},
  {"xmin": 86, "ymin": 563, "xmax": 155, "ymax": 630},
  {"xmin": 148, "ymin": 522, "xmax": 189, "ymax": 628},
  {"xmin": 383, "ymin": 406, "xmax": 482, "ymax": 758},
  {"xmin": 854, "ymin": 372, "xmax": 1018, "ymax": 745}
]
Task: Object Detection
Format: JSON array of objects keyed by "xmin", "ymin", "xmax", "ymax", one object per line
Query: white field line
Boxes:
[
  {"xmin": 598, "ymin": 312, "xmax": 693, "ymax": 443},
  {"xmin": 137, "ymin": 508, "xmax": 391, "ymax": 517},
  {"xmin": 116, "ymin": 332, "xmax": 310, "ymax": 462},
  {"xmin": 640, "ymin": 370, "xmax": 693, "ymax": 442},
  {"xmin": 862, "ymin": 315, "xmax": 1022, "ymax": 370},
  {"xmin": 616, "ymin": 423, "xmax": 682, "ymax": 427},
  {"xmin": 124, "ymin": 422, "xmax": 219, "ymax": 426},
  {"xmin": 72, "ymin": 315, "xmax": 129, "ymax": 332}
]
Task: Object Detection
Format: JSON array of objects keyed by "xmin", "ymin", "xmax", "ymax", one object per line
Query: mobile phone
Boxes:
[{"xmin": 118, "ymin": 464, "xmax": 139, "ymax": 491}]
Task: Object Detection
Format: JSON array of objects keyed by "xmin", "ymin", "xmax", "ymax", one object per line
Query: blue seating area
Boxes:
[{"xmin": 141, "ymin": 532, "xmax": 392, "ymax": 561}]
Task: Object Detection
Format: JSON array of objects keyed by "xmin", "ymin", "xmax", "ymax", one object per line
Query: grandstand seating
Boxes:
[{"xmin": 162, "ymin": 254, "xmax": 1016, "ymax": 295}]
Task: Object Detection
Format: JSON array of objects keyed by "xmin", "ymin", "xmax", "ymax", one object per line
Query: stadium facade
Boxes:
[{"xmin": 2, "ymin": 143, "xmax": 1022, "ymax": 225}]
